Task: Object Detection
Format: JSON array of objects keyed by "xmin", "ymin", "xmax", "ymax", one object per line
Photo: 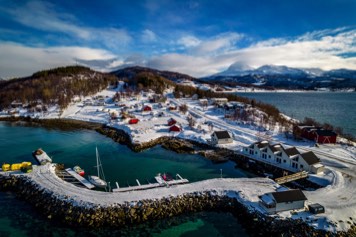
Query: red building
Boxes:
[
  {"xmin": 167, "ymin": 118, "xmax": 177, "ymax": 126},
  {"xmin": 298, "ymin": 126, "xmax": 337, "ymax": 144},
  {"xmin": 169, "ymin": 125, "xmax": 181, "ymax": 132},
  {"xmin": 143, "ymin": 105, "xmax": 152, "ymax": 112},
  {"xmin": 311, "ymin": 129, "xmax": 337, "ymax": 144},
  {"xmin": 128, "ymin": 118, "xmax": 139, "ymax": 124}
]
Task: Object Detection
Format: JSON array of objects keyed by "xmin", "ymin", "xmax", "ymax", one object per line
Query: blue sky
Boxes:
[{"xmin": 0, "ymin": 0, "xmax": 355, "ymax": 78}]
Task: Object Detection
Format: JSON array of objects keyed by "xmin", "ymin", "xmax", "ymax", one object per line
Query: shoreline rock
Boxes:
[
  {"xmin": 1, "ymin": 173, "xmax": 353, "ymax": 236},
  {"xmin": 1, "ymin": 117, "xmax": 353, "ymax": 235}
]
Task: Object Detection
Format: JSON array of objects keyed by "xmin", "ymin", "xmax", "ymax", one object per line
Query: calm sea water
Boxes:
[
  {"xmin": 237, "ymin": 92, "xmax": 356, "ymax": 136},
  {"xmin": 0, "ymin": 122, "xmax": 250, "ymax": 237}
]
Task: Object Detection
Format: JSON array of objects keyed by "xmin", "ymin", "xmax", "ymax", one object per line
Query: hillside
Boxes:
[
  {"xmin": 111, "ymin": 66, "xmax": 196, "ymax": 82},
  {"xmin": 0, "ymin": 66, "xmax": 117, "ymax": 110},
  {"xmin": 203, "ymin": 65, "xmax": 356, "ymax": 90}
]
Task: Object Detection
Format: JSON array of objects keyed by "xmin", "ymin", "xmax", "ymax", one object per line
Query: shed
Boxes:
[
  {"xmin": 169, "ymin": 125, "xmax": 181, "ymax": 132},
  {"xmin": 308, "ymin": 203, "xmax": 325, "ymax": 214},
  {"xmin": 259, "ymin": 189, "xmax": 307, "ymax": 214},
  {"xmin": 211, "ymin": 131, "xmax": 233, "ymax": 145}
]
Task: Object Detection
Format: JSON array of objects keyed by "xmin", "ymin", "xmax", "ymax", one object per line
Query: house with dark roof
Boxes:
[
  {"xmin": 211, "ymin": 131, "xmax": 233, "ymax": 145},
  {"xmin": 259, "ymin": 189, "xmax": 307, "ymax": 214},
  {"xmin": 297, "ymin": 126, "xmax": 337, "ymax": 144},
  {"xmin": 243, "ymin": 141, "xmax": 324, "ymax": 174}
]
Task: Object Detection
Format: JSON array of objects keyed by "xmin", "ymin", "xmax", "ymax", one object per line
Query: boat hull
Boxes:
[
  {"xmin": 88, "ymin": 175, "xmax": 107, "ymax": 188},
  {"xmin": 73, "ymin": 166, "xmax": 85, "ymax": 177}
]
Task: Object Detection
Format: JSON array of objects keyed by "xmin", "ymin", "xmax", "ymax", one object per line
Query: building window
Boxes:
[
  {"xmin": 276, "ymin": 158, "xmax": 281, "ymax": 163},
  {"xmin": 283, "ymin": 160, "xmax": 286, "ymax": 163},
  {"xmin": 255, "ymin": 151, "xmax": 258, "ymax": 154},
  {"xmin": 300, "ymin": 165, "xmax": 304, "ymax": 169},
  {"xmin": 262, "ymin": 153, "xmax": 267, "ymax": 159},
  {"xmin": 268, "ymin": 155, "xmax": 271, "ymax": 158}
]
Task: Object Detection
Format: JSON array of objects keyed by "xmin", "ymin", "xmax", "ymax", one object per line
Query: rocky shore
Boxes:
[
  {"xmin": 1, "ymin": 172, "xmax": 354, "ymax": 237},
  {"xmin": 0, "ymin": 117, "xmax": 226, "ymax": 161},
  {"xmin": 1, "ymin": 117, "xmax": 355, "ymax": 236}
]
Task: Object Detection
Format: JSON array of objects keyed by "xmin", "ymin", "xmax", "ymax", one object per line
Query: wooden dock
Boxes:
[
  {"xmin": 65, "ymin": 168, "xmax": 95, "ymax": 189},
  {"xmin": 113, "ymin": 174, "xmax": 189, "ymax": 193},
  {"xmin": 275, "ymin": 171, "xmax": 308, "ymax": 184}
]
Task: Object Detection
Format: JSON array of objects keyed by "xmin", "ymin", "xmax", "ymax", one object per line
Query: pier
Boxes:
[
  {"xmin": 113, "ymin": 174, "xmax": 189, "ymax": 193},
  {"xmin": 65, "ymin": 168, "xmax": 95, "ymax": 189}
]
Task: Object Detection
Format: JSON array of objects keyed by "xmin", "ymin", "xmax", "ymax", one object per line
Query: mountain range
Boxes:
[{"xmin": 202, "ymin": 64, "xmax": 356, "ymax": 90}]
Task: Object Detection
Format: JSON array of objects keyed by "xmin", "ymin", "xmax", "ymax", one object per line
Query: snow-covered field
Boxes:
[{"xmin": 2, "ymin": 85, "xmax": 355, "ymax": 232}]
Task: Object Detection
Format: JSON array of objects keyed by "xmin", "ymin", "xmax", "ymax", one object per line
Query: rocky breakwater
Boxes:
[{"xmin": 0, "ymin": 165, "xmax": 354, "ymax": 236}]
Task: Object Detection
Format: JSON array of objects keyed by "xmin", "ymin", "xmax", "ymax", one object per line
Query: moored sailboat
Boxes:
[{"xmin": 88, "ymin": 147, "xmax": 107, "ymax": 189}]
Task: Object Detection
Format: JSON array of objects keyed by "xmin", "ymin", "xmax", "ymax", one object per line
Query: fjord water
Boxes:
[
  {"xmin": 0, "ymin": 122, "xmax": 249, "ymax": 237},
  {"xmin": 238, "ymin": 92, "xmax": 356, "ymax": 136}
]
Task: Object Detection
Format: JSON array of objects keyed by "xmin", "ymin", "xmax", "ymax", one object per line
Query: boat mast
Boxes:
[
  {"xmin": 96, "ymin": 146, "xmax": 100, "ymax": 177},
  {"xmin": 96, "ymin": 147, "xmax": 106, "ymax": 182}
]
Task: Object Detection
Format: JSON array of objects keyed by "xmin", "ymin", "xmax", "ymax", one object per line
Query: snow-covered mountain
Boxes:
[{"xmin": 203, "ymin": 64, "xmax": 356, "ymax": 89}]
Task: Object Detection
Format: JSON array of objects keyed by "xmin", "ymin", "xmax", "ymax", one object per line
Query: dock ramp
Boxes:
[
  {"xmin": 275, "ymin": 171, "xmax": 308, "ymax": 184},
  {"xmin": 65, "ymin": 168, "xmax": 95, "ymax": 189}
]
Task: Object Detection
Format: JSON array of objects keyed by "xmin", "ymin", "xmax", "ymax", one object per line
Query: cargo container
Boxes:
[
  {"xmin": 2, "ymin": 164, "xmax": 10, "ymax": 171},
  {"xmin": 10, "ymin": 163, "xmax": 22, "ymax": 171},
  {"xmin": 21, "ymin": 162, "xmax": 32, "ymax": 167}
]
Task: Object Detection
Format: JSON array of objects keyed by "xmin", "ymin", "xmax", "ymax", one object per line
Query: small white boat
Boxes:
[
  {"xmin": 32, "ymin": 148, "xmax": 52, "ymax": 165},
  {"xmin": 73, "ymin": 165, "xmax": 85, "ymax": 177},
  {"xmin": 88, "ymin": 175, "xmax": 107, "ymax": 188},
  {"xmin": 88, "ymin": 147, "xmax": 107, "ymax": 188}
]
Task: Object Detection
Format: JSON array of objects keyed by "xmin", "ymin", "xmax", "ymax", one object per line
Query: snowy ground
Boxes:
[
  {"xmin": 2, "ymin": 86, "xmax": 355, "ymax": 232},
  {"xmin": 4, "ymin": 164, "xmax": 353, "ymax": 232}
]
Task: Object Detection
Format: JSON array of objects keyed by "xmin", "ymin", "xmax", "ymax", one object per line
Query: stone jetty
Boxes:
[{"xmin": 1, "ymin": 164, "xmax": 354, "ymax": 236}]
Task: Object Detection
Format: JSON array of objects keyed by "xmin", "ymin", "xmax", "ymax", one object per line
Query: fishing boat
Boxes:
[
  {"xmin": 32, "ymin": 148, "xmax": 52, "ymax": 165},
  {"xmin": 73, "ymin": 166, "xmax": 85, "ymax": 177},
  {"xmin": 161, "ymin": 172, "xmax": 173, "ymax": 181},
  {"xmin": 88, "ymin": 147, "xmax": 107, "ymax": 188}
]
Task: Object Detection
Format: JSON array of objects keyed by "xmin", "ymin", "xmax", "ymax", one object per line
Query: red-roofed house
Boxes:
[
  {"xmin": 298, "ymin": 126, "xmax": 337, "ymax": 144},
  {"xmin": 143, "ymin": 105, "xmax": 152, "ymax": 112},
  {"xmin": 128, "ymin": 118, "xmax": 139, "ymax": 124},
  {"xmin": 167, "ymin": 118, "xmax": 177, "ymax": 126},
  {"xmin": 169, "ymin": 125, "xmax": 181, "ymax": 132}
]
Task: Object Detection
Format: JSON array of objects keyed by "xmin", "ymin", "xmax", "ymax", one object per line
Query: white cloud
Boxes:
[
  {"xmin": 4, "ymin": 0, "xmax": 131, "ymax": 48},
  {"xmin": 177, "ymin": 33, "xmax": 244, "ymax": 55},
  {"xmin": 0, "ymin": 42, "xmax": 116, "ymax": 78},
  {"xmin": 148, "ymin": 28, "xmax": 356, "ymax": 77},
  {"xmin": 193, "ymin": 33, "xmax": 243, "ymax": 55},
  {"xmin": 178, "ymin": 36, "xmax": 201, "ymax": 48},
  {"xmin": 141, "ymin": 29, "xmax": 157, "ymax": 42}
]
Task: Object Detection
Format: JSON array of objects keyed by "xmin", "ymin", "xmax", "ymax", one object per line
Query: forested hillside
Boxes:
[{"xmin": 0, "ymin": 66, "xmax": 117, "ymax": 110}]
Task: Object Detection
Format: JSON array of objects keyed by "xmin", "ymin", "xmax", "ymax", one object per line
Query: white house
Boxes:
[
  {"xmin": 259, "ymin": 189, "xmax": 307, "ymax": 214},
  {"xmin": 211, "ymin": 97, "xmax": 228, "ymax": 105},
  {"xmin": 199, "ymin": 99, "xmax": 208, "ymax": 106},
  {"xmin": 211, "ymin": 131, "xmax": 233, "ymax": 145},
  {"xmin": 243, "ymin": 141, "xmax": 324, "ymax": 174}
]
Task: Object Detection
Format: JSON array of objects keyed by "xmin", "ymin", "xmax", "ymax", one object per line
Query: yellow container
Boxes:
[
  {"xmin": 10, "ymin": 163, "xmax": 22, "ymax": 171},
  {"xmin": 21, "ymin": 162, "xmax": 32, "ymax": 168},
  {"xmin": 2, "ymin": 164, "xmax": 10, "ymax": 171}
]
